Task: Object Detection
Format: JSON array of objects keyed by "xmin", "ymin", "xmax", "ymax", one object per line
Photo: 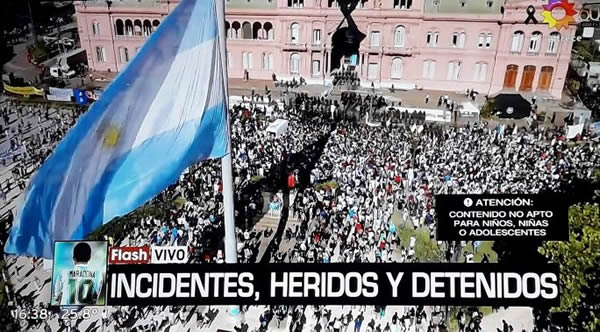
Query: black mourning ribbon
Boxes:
[{"xmin": 524, "ymin": 5, "xmax": 539, "ymax": 24}]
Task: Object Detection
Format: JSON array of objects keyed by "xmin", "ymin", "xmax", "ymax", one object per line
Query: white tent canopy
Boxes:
[
  {"xmin": 460, "ymin": 102, "xmax": 480, "ymax": 114},
  {"xmin": 266, "ymin": 119, "xmax": 289, "ymax": 137}
]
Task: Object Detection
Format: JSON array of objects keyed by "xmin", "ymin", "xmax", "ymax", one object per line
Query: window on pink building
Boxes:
[
  {"xmin": 426, "ymin": 31, "xmax": 439, "ymax": 47},
  {"xmin": 447, "ymin": 61, "xmax": 461, "ymax": 81},
  {"xmin": 452, "ymin": 32, "xmax": 466, "ymax": 48},
  {"xmin": 115, "ymin": 19, "xmax": 124, "ymax": 36},
  {"xmin": 134, "ymin": 20, "xmax": 142, "ymax": 36},
  {"xmin": 125, "ymin": 20, "xmax": 134, "ymax": 36},
  {"xmin": 263, "ymin": 53, "xmax": 274, "ymax": 70},
  {"xmin": 290, "ymin": 23, "xmax": 300, "ymax": 43},
  {"xmin": 264, "ymin": 23, "xmax": 274, "ymax": 40},
  {"xmin": 143, "ymin": 20, "xmax": 152, "ymax": 37},
  {"xmin": 394, "ymin": 26, "xmax": 405, "ymax": 47},
  {"xmin": 547, "ymin": 32, "xmax": 560, "ymax": 54},
  {"xmin": 232, "ymin": 22, "xmax": 241, "ymax": 39},
  {"xmin": 486, "ymin": 33, "xmax": 492, "ymax": 48},
  {"xmin": 367, "ymin": 63, "xmax": 379, "ymax": 80},
  {"xmin": 312, "ymin": 59, "xmax": 320, "ymax": 76},
  {"xmin": 253, "ymin": 22, "xmax": 262, "ymax": 39},
  {"xmin": 290, "ymin": 53, "xmax": 300, "ymax": 74},
  {"xmin": 370, "ymin": 31, "xmax": 381, "ymax": 47},
  {"xmin": 511, "ymin": 31, "xmax": 524, "ymax": 53},
  {"xmin": 92, "ymin": 22, "xmax": 100, "ymax": 36},
  {"xmin": 242, "ymin": 22, "xmax": 252, "ymax": 39},
  {"xmin": 313, "ymin": 29, "xmax": 322, "ymax": 45},
  {"xmin": 243, "ymin": 52, "xmax": 253, "ymax": 70},
  {"xmin": 394, "ymin": 0, "xmax": 412, "ymax": 9},
  {"xmin": 423, "ymin": 60, "xmax": 436, "ymax": 79},
  {"xmin": 95, "ymin": 47, "xmax": 106, "ymax": 63},
  {"xmin": 528, "ymin": 32, "xmax": 542, "ymax": 53},
  {"xmin": 473, "ymin": 62, "xmax": 488, "ymax": 81},
  {"xmin": 288, "ymin": 0, "xmax": 304, "ymax": 8},
  {"xmin": 391, "ymin": 58, "xmax": 403, "ymax": 79}
]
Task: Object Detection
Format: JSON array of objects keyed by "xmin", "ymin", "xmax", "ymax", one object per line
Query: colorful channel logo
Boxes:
[{"xmin": 541, "ymin": 0, "xmax": 577, "ymax": 30}]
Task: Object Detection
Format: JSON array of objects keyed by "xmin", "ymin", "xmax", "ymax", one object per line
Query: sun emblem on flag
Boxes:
[
  {"xmin": 541, "ymin": 0, "xmax": 577, "ymax": 30},
  {"xmin": 103, "ymin": 126, "xmax": 121, "ymax": 147}
]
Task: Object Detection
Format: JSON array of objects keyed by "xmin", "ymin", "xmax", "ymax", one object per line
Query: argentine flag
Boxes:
[{"xmin": 6, "ymin": 0, "xmax": 230, "ymax": 258}]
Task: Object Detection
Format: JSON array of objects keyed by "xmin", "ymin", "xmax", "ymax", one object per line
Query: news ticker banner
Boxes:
[
  {"xmin": 105, "ymin": 263, "xmax": 559, "ymax": 306},
  {"xmin": 52, "ymin": 243, "xmax": 560, "ymax": 307},
  {"xmin": 435, "ymin": 194, "xmax": 569, "ymax": 241}
]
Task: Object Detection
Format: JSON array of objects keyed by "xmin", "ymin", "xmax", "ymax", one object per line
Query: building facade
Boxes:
[{"xmin": 75, "ymin": 0, "xmax": 579, "ymax": 98}]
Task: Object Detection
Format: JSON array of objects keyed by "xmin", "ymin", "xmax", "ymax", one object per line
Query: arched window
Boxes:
[
  {"xmin": 225, "ymin": 21, "xmax": 231, "ymax": 39},
  {"xmin": 290, "ymin": 23, "xmax": 300, "ymax": 43},
  {"xmin": 232, "ymin": 22, "xmax": 241, "ymax": 39},
  {"xmin": 391, "ymin": 58, "xmax": 403, "ymax": 78},
  {"xmin": 143, "ymin": 20, "xmax": 152, "ymax": 37},
  {"xmin": 511, "ymin": 31, "xmax": 524, "ymax": 52},
  {"xmin": 529, "ymin": 31, "xmax": 542, "ymax": 52},
  {"xmin": 290, "ymin": 53, "xmax": 300, "ymax": 73},
  {"xmin": 152, "ymin": 20, "xmax": 160, "ymax": 32},
  {"xmin": 504, "ymin": 64, "xmax": 519, "ymax": 88},
  {"xmin": 473, "ymin": 62, "xmax": 488, "ymax": 81},
  {"xmin": 115, "ymin": 19, "xmax": 124, "ymax": 36},
  {"xmin": 125, "ymin": 20, "xmax": 134, "ymax": 36},
  {"xmin": 134, "ymin": 19, "xmax": 142, "ymax": 36},
  {"xmin": 452, "ymin": 32, "xmax": 466, "ymax": 48},
  {"xmin": 394, "ymin": 26, "xmax": 406, "ymax": 47},
  {"xmin": 538, "ymin": 66, "xmax": 554, "ymax": 90},
  {"xmin": 252, "ymin": 22, "xmax": 262, "ymax": 40},
  {"xmin": 478, "ymin": 33, "xmax": 485, "ymax": 48},
  {"xmin": 547, "ymin": 32, "xmax": 560, "ymax": 54},
  {"xmin": 426, "ymin": 31, "xmax": 439, "ymax": 47},
  {"xmin": 242, "ymin": 22, "xmax": 252, "ymax": 39},
  {"xmin": 486, "ymin": 33, "xmax": 492, "ymax": 48},
  {"xmin": 264, "ymin": 22, "xmax": 274, "ymax": 40}
]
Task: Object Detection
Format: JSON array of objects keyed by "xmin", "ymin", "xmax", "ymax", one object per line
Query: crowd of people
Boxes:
[
  {"xmin": 332, "ymin": 69, "xmax": 360, "ymax": 88},
  {"xmin": 0, "ymin": 83, "xmax": 598, "ymax": 331}
]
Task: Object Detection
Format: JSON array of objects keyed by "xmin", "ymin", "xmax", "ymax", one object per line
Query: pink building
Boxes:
[{"xmin": 75, "ymin": 0, "xmax": 578, "ymax": 98}]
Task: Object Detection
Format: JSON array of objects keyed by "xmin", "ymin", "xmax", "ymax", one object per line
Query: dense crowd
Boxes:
[
  {"xmin": 332, "ymin": 69, "xmax": 360, "ymax": 88},
  {"xmin": 0, "ymin": 87, "xmax": 598, "ymax": 331}
]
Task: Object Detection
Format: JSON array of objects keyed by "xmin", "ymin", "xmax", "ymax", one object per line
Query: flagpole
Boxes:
[{"xmin": 215, "ymin": 0, "xmax": 237, "ymax": 265}]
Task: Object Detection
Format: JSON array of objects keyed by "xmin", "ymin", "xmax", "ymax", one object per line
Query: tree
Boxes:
[
  {"xmin": 480, "ymin": 98, "xmax": 496, "ymax": 119},
  {"xmin": 539, "ymin": 204, "xmax": 600, "ymax": 332}
]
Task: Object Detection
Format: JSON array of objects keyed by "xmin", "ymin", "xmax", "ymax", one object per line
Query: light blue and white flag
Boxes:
[{"xmin": 6, "ymin": 0, "xmax": 230, "ymax": 258}]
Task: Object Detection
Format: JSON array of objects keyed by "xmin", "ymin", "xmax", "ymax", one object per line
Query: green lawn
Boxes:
[
  {"xmin": 393, "ymin": 212, "xmax": 442, "ymax": 262},
  {"xmin": 458, "ymin": 241, "xmax": 498, "ymax": 263}
]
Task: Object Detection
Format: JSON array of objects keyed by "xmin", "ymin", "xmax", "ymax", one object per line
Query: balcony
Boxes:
[
  {"xmin": 384, "ymin": 46, "xmax": 414, "ymax": 56},
  {"xmin": 526, "ymin": 51, "xmax": 540, "ymax": 56},
  {"xmin": 283, "ymin": 42, "xmax": 307, "ymax": 51},
  {"xmin": 366, "ymin": 45, "xmax": 382, "ymax": 53},
  {"xmin": 509, "ymin": 51, "xmax": 522, "ymax": 56},
  {"xmin": 311, "ymin": 43, "xmax": 323, "ymax": 50},
  {"xmin": 115, "ymin": 34, "xmax": 148, "ymax": 40}
]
